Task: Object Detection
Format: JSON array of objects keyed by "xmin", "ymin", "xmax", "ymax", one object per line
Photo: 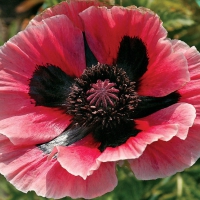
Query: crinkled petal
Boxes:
[
  {"xmin": 98, "ymin": 124, "xmax": 178, "ymax": 162},
  {"xmin": 138, "ymin": 51, "xmax": 189, "ymax": 96},
  {"xmin": 29, "ymin": 0, "xmax": 101, "ymax": 30},
  {"xmin": 129, "ymin": 123, "xmax": 200, "ymax": 180},
  {"xmin": 80, "ymin": 6, "xmax": 189, "ymax": 96},
  {"xmin": 128, "ymin": 92, "xmax": 198, "ymax": 180},
  {"xmin": 98, "ymin": 103, "xmax": 195, "ymax": 162},
  {"xmin": 172, "ymin": 40, "xmax": 200, "ymax": 120},
  {"xmin": 0, "ymin": 92, "xmax": 71, "ymax": 145},
  {"xmin": 0, "ymin": 14, "xmax": 85, "ymax": 79},
  {"xmin": 56, "ymin": 145, "xmax": 101, "ymax": 179},
  {"xmin": 171, "ymin": 39, "xmax": 200, "ymax": 80},
  {"xmin": 45, "ymin": 161, "xmax": 117, "ymax": 199},
  {"xmin": 0, "ymin": 134, "xmax": 117, "ymax": 199},
  {"xmin": 0, "ymin": 14, "xmax": 86, "ymax": 144},
  {"xmin": 136, "ymin": 102, "xmax": 196, "ymax": 140},
  {"xmin": 80, "ymin": 6, "xmax": 165, "ymax": 64},
  {"xmin": 179, "ymin": 79, "xmax": 200, "ymax": 124}
]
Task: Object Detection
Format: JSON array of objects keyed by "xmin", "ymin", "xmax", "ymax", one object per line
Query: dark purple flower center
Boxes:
[
  {"xmin": 64, "ymin": 63, "xmax": 143, "ymax": 151},
  {"xmin": 66, "ymin": 63, "xmax": 139, "ymax": 131},
  {"xmin": 86, "ymin": 79, "xmax": 119, "ymax": 108},
  {"xmin": 31, "ymin": 35, "xmax": 180, "ymax": 153}
]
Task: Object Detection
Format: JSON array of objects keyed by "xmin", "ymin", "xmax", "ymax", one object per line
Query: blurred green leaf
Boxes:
[
  {"xmin": 45, "ymin": 0, "xmax": 65, "ymax": 7},
  {"xmin": 120, "ymin": 0, "xmax": 195, "ymax": 31}
]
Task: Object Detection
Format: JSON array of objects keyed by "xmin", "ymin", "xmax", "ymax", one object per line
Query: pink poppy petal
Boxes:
[
  {"xmin": 179, "ymin": 80, "xmax": 200, "ymax": 121},
  {"xmin": 129, "ymin": 123, "xmax": 200, "ymax": 180},
  {"xmin": 136, "ymin": 103, "xmax": 196, "ymax": 139},
  {"xmin": 171, "ymin": 39, "xmax": 200, "ymax": 80},
  {"xmin": 80, "ymin": 6, "xmax": 166, "ymax": 65},
  {"xmin": 45, "ymin": 161, "xmax": 117, "ymax": 199},
  {"xmin": 98, "ymin": 124, "xmax": 178, "ymax": 162},
  {"xmin": 0, "ymin": 14, "xmax": 86, "ymax": 144},
  {"xmin": 0, "ymin": 68, "xmax": 29, "ymax": 92},
  {"xmin": 172, "ymin": 40, "xmax": 200, "ymax": 120},
  {"xmin": 138, "ymin": 51, "xmax": 189, "ymax": 96},
  {"xmin": 56, "ymin": 146, "xmax": 101, "ymax": 179},
  {"xmin": 0, "ymin": 14, "xmax": 85, "ymax": 78},
  {"xmin": 0, "ymin": 135, "xmax": 117, "ymax": 199},
  {"xmin": 0, "ymin": 92, "xmax": 71, "ymax": 145},
  {"xmin": 80, "ymin": 6, "xmax": 189, "ymax": 96},
  {"xmin": 29, "ymin": 0, "xmax": 100, "ymax": 30},
  {"xmin": 98, "ymin": 103, "xmax": 195, "ymax": 162}
]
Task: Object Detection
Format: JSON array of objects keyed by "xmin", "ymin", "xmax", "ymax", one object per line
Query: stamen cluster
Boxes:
[{"xmin": 66, "ymin": 64, "xmax": 139, "ymax": 129}]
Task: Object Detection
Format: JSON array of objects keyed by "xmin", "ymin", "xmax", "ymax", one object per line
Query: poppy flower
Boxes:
[{"xmin": 0, "ymin": 0, "xmax": 200, "ymax": 199}]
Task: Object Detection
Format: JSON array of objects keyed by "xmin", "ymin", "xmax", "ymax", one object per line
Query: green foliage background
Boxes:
[{"xmin": 0, "ymin": 0, "xmax": 200, "ymax": 199}]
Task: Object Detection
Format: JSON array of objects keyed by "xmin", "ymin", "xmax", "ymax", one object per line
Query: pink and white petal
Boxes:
[
  {"xmin": 80, "ymin": 6, "xmax": 166, "ymax": 65},
  {"xmin": 29, "ymin": 0, "xmax": 101, "ymax": 31},
  {"xmin": 80, "ymin": 6, "xmax": 189, "ymax": 96},
  {"xmin": 171, "ymin": 39, "xmax": 200, "ymax": 80},
  {"xmin": 98, "ymin": 124, "xmax": 178, "ymax": 162},
  {"xmin": 0, "ymin": 92, "xmax": 71, "ymax": 145},
  {"xmin": 136, "ymin": 103, "xmax": 196, "ymax": 139},
  {"xmin": 45, "ymin": 161, "xmax": 117, "ymax": 199},
  {"xmin": 172, "ymin": 40, "xmax": 200, "ymax": 119},
  {"xmin": 0, "ymin": 135, "xmax": 117, "ymax": 199},
  {"xmin": 0, "ymin": 14, "xmax": 85, "ymax": 79},
  {"xmin": 56, "ymin": 145, "xmax": 101, "ymax": 179},
  {"xmin": 138, "ymin": 51, "xmax": 189, "ymax": 96},
  {"xmin": 0, "ymin": 14, "xmax": 86, "ymax": 144},
  {"xmin": 0, "ymin": 68, "xmax": 29, "ymax": 92},
  {"xmin": 179, "ymin": 80, "xmax": 200, "ymax": 121},
  {"xmin": 129, "ymin": 123, "xmax": 200, "ymax": 180},
  {"xmin": 98, "ymin": 103, "xmax": 195, "ymax": 162}
]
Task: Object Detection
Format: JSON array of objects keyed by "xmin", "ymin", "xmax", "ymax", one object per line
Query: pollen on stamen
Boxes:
[{"xmin": 86, "ymin": 79, "xmax": 119, "ymax": 108}]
